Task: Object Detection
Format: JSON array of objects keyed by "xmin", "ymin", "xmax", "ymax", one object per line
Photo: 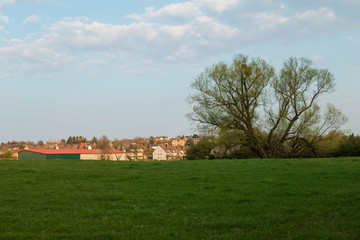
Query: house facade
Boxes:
[{"xmin": 152, "ymin": 146, "xmax": 167, "ymax": 160}]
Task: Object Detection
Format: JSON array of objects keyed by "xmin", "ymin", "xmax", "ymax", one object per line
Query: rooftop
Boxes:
[{"xmin": 19, "ymin": 149, "xmax": 128, "ymax": 155}]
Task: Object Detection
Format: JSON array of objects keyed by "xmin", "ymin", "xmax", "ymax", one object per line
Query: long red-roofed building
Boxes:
[{"xmin": 18, "ymin": 149, "xmax": 129, "ymax": 161}]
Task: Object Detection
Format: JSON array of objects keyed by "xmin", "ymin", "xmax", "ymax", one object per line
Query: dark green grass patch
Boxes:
[{"xmin": 0, "ymin": 158, "xmax": 360, "ymax": 239}]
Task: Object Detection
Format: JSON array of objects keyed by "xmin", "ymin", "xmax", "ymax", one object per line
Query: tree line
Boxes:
[{"xmin": 186, "ymin": 131, "xmax": 360, "ymax": 160}]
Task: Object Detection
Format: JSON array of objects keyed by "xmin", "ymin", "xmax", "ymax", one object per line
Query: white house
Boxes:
[{"xmin": 152, "ymin": 146, "xmax": 167, "ymax": 160}]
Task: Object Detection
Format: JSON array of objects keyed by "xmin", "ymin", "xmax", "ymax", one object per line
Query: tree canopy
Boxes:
[{"xmin": 188, "ymin": 54, "xmax": 347, "ymax": 159}]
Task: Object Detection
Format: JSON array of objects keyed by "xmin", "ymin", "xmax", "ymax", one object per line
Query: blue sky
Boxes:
[{"xmin": 0, "ymin": 0, "xmax": 359, "ymax": 142}]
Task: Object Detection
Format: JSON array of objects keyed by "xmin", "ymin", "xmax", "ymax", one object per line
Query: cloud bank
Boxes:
[{"xmin": 0, "ymin": 0, "xmax": 359, "ymax": 76}]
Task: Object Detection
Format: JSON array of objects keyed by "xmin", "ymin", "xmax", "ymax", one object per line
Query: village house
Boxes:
[
  {"xmin": 152, "ymin": 146, "xmax": 167, "ymax": 160},
  {"xmin": 129, "ymin": 149, "xmax": 144, "ymax": 161},
  {"xmin": 172, "ymin": 139, "xmax": 186, "ymax": 147}
]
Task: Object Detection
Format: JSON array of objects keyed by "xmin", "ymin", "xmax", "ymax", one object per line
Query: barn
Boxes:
[{"xmin": 18, "ymin": 149, "xmax": 129, "ymax": 161}]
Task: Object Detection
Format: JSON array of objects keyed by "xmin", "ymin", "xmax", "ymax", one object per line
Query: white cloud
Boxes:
[
  {"xmin": 82, "ymin": 59, "xmax": 106, "ymax": 65},
  {"xmin": 0, "ymin": 12, "xmax": 9, "ymax": 23},
  {"xmin": 41, "ymin": 19, "xmax": 197, "ymax": 60},
  {"xmin": 0, "ymin": 0, "xmax": 13, "ymax": 31},
  {"xmin": 199, "ymin": 0, "xmax": 239, "ymax": 13},
  {"xmin": 0, "ymin": 43, "xmax": 76, "ymax": 73},
  {"xmin": 0, "ymin": 0, "xmax": 14, "ymax": 8},
  {"xmin": 193, "ymin": 15, "xmax": 238, "ymax": 42},
  {"xmin": 296, "ymin": 7, "xmax": 334, "ymax": 20},
  {"xmin": 37, "ymin": 17, "xmax": 241, "ymax": 63},
  {"xmin": 0, "ymin": 0, "xmax": 357, "ymax": 76},
  {"xmin": 259, "ymin": 56, "xmax": 268, "ymax": 62},
  {"xmin": 115, "ymin": 65, "xmax": 164, "ymax": 75},
  {"xmin": 346, "ymin": 36, "xmax": 356, "ymax": 43},
  {"xmin": 312, "ymin": 55, "xmax": 323, "ymax": 62},
  {"xmin": 126, "ymin": 0, "xmax": 241, "ymax": 21},
  {"xmin": 127, "ymin": 2, "xmax": 202, "ymax": 21},
  {"xmin": 23, "ymin": 14, "xmax": 41, "ymax": 24},
  {"xmin": 0, "ymin": 0, "xmax": 14, "ymax": 26}
]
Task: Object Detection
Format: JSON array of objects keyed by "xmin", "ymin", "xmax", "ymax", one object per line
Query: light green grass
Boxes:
[{"xmin": 0, "ymin": 158, "xmax": 360, "ymax": 239}]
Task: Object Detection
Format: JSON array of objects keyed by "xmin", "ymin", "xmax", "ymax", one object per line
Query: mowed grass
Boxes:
[{"xmin": 0, "ymin": 158, "xmax": 360, "ymax": 239}]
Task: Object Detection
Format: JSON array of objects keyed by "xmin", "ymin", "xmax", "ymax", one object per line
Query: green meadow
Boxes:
[{"xmin": 0, "ymin": 158, "xmax": 359, "ymax": 239}]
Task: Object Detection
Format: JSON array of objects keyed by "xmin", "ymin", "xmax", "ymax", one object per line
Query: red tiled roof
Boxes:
[{"xmin": 18, "ymin": 149, "xmax": 128, "ymax": 155}]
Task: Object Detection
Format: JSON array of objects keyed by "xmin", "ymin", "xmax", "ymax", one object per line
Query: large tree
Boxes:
[{"xmin": 188, "ymin": 54, "xmax": 347, "ymax": 158}]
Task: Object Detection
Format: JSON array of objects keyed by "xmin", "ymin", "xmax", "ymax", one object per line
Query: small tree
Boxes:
[
  {"xmin": 148, "ymin": 136, "xmax": 156, "ymax": 146},
  {"xmin": 91, "ymin": 136, "xmax": 98, "ymax": 144},
  {"xmin": 5, "ymin": 150, "xmax": 12, "ymax": 159},
  {"xmin": 37, "ymin": 140, "xmax": 44, "ymax": 147},
  {"xmin": 66, "ymin": 137, "xmax": 73, "ymax": 145},
  {"xmin": 97, "ymin": 135, "xmax": 111, "ymax": 160},
  {"xmin": 113, "ymin": 139, "xmax": 121, "ymax": 150},
  {"xmin": 186, "ymin": 136, "xmax": 217, "ymax": 160}
]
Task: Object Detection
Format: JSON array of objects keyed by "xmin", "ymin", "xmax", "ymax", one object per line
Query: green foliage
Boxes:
[
  {"xmin": 0, "ymin": 159, "xmax": 360, "ymax": 239},
  {"xmin": 216, "ymin": 130, "xmax": 254, "ymax": 159},
  {"xmin": 189, "ymin": 131, "xmax": 360, "ymax": 159},
  {"xmin": 0, "ymin": 150, "xmax": 13, "ymax": 159},
  {"xmin": 5, "ymin": 150, "xmax": 12, "ymax": 159},
  {"xmin": 186, "ymin": 132, "xmax": 255, "ymax": 160},
  {"xmin": 186, "ymin": 136, "xmax": 217, "ymax": 160},
  {"xmin": 66, "ymin": 136, "xmax": 87, "ymax": 145},
  {"xmin": 334, "ymin": 134, "xmax": 360, "ymax": 157},
  {"xmin": 112, "ymin": 139, "xmax": 121, "ymax": 149}
]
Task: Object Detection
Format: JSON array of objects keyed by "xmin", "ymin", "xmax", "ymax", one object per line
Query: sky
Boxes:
[{"xmin": 0, "ymin": 0, "xmax": 359, "ymax": 142}]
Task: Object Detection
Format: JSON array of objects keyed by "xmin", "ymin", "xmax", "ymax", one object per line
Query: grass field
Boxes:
[{"xmin": 0, "ymin": 158, "xmax": 359, "ymax": 239}]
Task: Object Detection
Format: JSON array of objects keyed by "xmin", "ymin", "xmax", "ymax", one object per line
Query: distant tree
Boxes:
[
  {"xmin": 185, "ymin": 139, "xmax": 193, "ymax": 146},
  {"xmin": 148, "ymin": 136, "xmax": 156, "ymax": 146},
  {"xmin": 113, "ymin": 139, "xmax": 121, "ymax": 150},
  {"xmin": 98, "ymin": 135, "xmax": 110, "ymax": 151},
  {"xmin": 70, "ymin": 136, "xmax": 87, "ymax": 144},
  {"xmin": 333, "ymin": 134, "xmax": 360, "ymax": 157},
  {"xmin": 118, "ymin": 139, "xmax": 132, "ymax": 151},
  {"xmin": 144, "ymin": 148, "xmax": 155, "ymax": 160},
  {"xmin": 26, "ymin": 141, "xmax": 35, "ymax": 146},
  {"xmin": 37, "ymin": 140, "xmax": 44, "ymax": 147},
  {"xmin": 188, "ymin": 54, "xmax": 347, "ymax": 158},
  {"xmin": 186, "ymin": 130, "xmax": 255, "ymax": 160},
  {"xmin": 128, "ymin": 138, "xmax": 146, "ymax": 161},
  {"xmin": 130, "ymin": 143, "xmax": 140, "ymax": 161},
  {"xmin": 186, "ymin": 136, "xmax": 217, "ymax": 160},
  {"xmin": 18, "ymin": 141, "xmax": 26, "ymax": 150},
  {"xmin": 5, "ymin": 150, "xmax": 12, "ymax": 159},
  {"xmin": 66, "ymin": 137, "xmax": 73, "ymax": 145},
  {"xmin": 286, "ymin": 130, "xmax": 345, "ymax": 158},
  {"xmin": 98, "ymin": 135, "xmax": 111, "ymax": 160},
  {"xmin": 10, "ymin": 141, "xmax": 17, "ymax": 149},
  {"xmin": 90, "ymin": 136, "xmax": 98, "ymax": 144},
  {"xmin": 215, "ymin": 130, "xmax": 254, "ymax": 159}
]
